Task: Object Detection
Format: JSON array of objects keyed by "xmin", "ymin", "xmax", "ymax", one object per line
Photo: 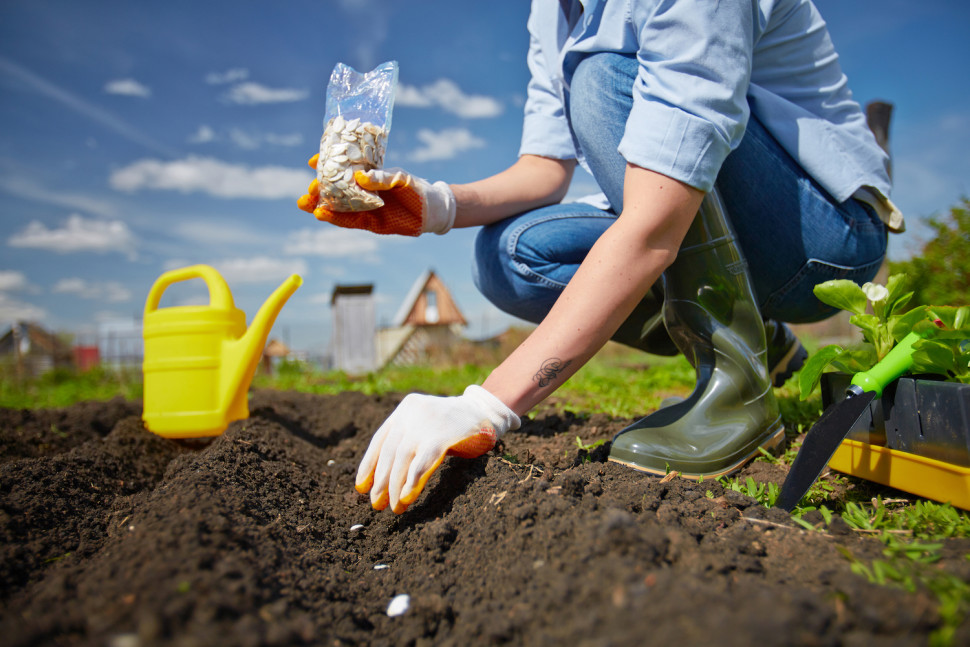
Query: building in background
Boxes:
[
  {"xmin": 0, "ymin": 322, "xmax": 74, "ymax": 378},
  {"xmin": 331, "ymin": 284, "xmax": 377, "ymax": 374},
  {"xmin": 377, "ymin": 269, "xmax": 467, "ymax": 367}
]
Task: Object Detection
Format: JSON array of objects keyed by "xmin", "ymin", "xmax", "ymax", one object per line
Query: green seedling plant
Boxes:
[
  {"xmin": 909, "ymin": 305, "xmax": 970, "ymax": 384},
  {"xmin": 797, "ymin": 274, "xmax": 927, "ymax": 399},
  {"xmin": 798, "ymin": 273, "xmax": 970, "ymax": 399},
  {"xmin": 575, "ymin": 435, "xmax": 607, "ymax": 463}
]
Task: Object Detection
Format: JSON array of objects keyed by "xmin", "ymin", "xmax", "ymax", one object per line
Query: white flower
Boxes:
[{"xmin": 862, "ymin": 282, "xmax": 889, "ymax": 304}]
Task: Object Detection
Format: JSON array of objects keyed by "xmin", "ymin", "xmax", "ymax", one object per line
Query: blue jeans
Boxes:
[{"xmin": 473, "ymin": 53, "xmax": 887, "ymax": 325}]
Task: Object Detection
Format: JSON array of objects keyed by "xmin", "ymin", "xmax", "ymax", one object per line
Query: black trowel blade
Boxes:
[{"xmin": 775, "ymin": 389, "xmax": 876, "ymax": 512}]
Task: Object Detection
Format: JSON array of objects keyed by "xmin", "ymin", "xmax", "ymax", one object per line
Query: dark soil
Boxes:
[{"xmin": 2, "ymin": 390, "xmax": 968, "ymax": 646}]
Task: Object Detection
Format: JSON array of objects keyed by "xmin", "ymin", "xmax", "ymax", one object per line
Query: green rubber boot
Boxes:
[{"xmin": 608, "ymin": 188, "xmax": 785, "ymax": 479}]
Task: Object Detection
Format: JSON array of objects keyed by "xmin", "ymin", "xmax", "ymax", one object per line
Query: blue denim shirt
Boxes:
[{"xmin": 521, "ymin": 0, "xmax": 901, "ymax": 229}]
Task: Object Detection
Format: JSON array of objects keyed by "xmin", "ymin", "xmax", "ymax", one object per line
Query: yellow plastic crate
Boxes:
[{"xmin": 829, "ymin": 439, "xmax": 970, "ymax": 511}]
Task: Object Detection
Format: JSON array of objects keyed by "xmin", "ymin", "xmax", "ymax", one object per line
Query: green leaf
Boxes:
[
  {"xmin": 884, "ymin": 273, "xmax": 914, "ymax": 316},
  {"xmin": 850, "ymin": 313, "xmax": 882, "ymax": 345},
  {"xmin": 911, "ymin": 340, "xmax": 957, "ymax": 376},
  {"xmin": 954, "ymin": 306, "xmax": 968, "ymax": 330},
  {"xmin": 891, "ymin": 305, "xmax": 929, "ymax": 341},
  {"xmin": 830, "ymin": 348, "xmax": 878, "ymax": 373},
  {"xmin": 798, "ymin": 344, "xmax": 844, "ymax": 400},
  {"xmin": 813, "ymin": 279, "xmax": 868, "ymax": 315}
]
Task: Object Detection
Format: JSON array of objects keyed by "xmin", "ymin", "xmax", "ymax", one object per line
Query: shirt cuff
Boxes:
[
  {"xmin": 618, "ymin": 100, "xmax": 734, "ymax": 192},
  {"xmin": 520, "ymin": 112, "xmax": 578, "ymax": 160}
]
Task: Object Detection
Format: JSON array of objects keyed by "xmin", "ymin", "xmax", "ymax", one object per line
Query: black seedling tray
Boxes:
[{"xmin": 821, "ymin": 373, "xmax": 970, "ymax": 468}]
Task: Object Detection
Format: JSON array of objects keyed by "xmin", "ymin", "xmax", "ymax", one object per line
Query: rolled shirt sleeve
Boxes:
[
  {"xmin": 516, "ymin": 0, "xmax": 897, "ymax": 224},
  {"xmin": 620, "ymin": 0, "xmax": 755, "ymax": 192},
  {"xmin": 520, "ymin": 5, "xmax": 579, "ymax": 161}
]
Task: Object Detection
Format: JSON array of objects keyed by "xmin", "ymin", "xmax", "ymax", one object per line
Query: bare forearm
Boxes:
[
  {"xmin": 482, "ymin": 165, "xmax": 704, "ymax": 415},
  {"xmin": 450, "ymin": 155, "xmax": 576, "ymax": 228}
]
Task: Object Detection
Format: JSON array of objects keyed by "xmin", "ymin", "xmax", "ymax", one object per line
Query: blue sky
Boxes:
[{"xmin": 1, "ymin": 0, "xmax": 968, "ymax": 355}]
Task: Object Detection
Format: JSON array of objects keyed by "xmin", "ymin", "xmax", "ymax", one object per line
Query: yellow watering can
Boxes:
[{"xmin": 142, "ymin": 264, "xmax": 302, "ymax": 438}]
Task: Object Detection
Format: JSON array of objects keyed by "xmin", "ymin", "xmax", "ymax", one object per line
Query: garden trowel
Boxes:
[{"xmin": 775, "ymin": 332, "xmax": 921, "ymax": 511}]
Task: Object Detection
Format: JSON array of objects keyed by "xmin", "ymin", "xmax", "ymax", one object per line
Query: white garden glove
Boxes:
[
  {"xmin": 298, "ymin": 164, "xmax": 456, "ymax": 236},
  {"xmin": 355, "ymin": 385, "xmax": 521, "ymax": 514}
]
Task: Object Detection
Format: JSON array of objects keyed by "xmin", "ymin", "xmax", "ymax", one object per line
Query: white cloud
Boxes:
[
  {"xmin": 283, "ymin": 227, "xmax": 379, "ymax": 258},
  {"xmin": 409, "ymin": 128, "xmax": 486, "ymax": 162},
  {"xmin": 212, "ymin": 256, "xmax": 308, "ymax": 284},
  {"xmin": 206, "ymin": 68, "xmax": 249, "ymax": 85},
  {"xmin": 173, "ymin": 220, "xmax": 272, "ymax": 247},
  {"xmin": 0, "ymin": 293, "xmax": 46, "ymax": 324},
  {"xmin": 8, "ymin": 214, "xmax": 137, "ymax": 258},
  {"xmin": 0, "ymin": 270, "xmax": 29, "ymax": 291},
  {"xmin": 335, "ymin": 0, "xmax": 389, "ymax": 71},
  {"xmin": 224, "ymin": 82, "xmax": 308, "ymax": 105},
  {"xmin": 104, "ymin": 78, "xmax": 151, "ymax": 98},
  {"xmin": 229, "ymin": 128, "xmax": 303, "ymax": 150},
  {"xmin": 52, "ymin": 277, "xmax": 131, "ymax": 302},
  {"xmin": 263, "ymin": 133, "xmax": 304, "ymax": 147},
  {"xmin": 0, "ymin": 57, "xmax": 175, "ymax": 156},
  {"xmin": 188, "ymin": 125, "xmax": 216, "ymax": 143},
  {"xmin": 109, "ymin": 156, "xmax": 312, "ymax": 200},
  {"xmin": 397, "ymin": 79, "xmax": 503, "ymax": 118},
  {"xmin": 0, "ymin": 173, "xmax": 119, "ymax": 218}
]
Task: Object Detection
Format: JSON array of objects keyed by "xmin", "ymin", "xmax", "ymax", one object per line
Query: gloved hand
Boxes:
[
  {"xmin": 355, "ymin": 385, "xmax": 521, "ymax": 514},
  {"xmin": 297, "ymin": 159, "xmax": 456, "ymax": 236}
]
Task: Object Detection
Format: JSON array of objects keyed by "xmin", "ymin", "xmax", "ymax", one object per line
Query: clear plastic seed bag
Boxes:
[{"xmin": 316, "ymin": 61, "xmax": 398, "ymax": 212}]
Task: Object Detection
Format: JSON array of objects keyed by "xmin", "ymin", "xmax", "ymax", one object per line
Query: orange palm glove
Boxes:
[
  {"xmin": 297, "ymin": 159, "xmax": 456, "ymax": 236},
  {"xmin": 355, "ymin": 385, "xmax": 521, "ymax": 514}
]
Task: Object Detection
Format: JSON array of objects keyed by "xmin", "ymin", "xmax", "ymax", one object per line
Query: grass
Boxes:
[
  {"xmin": 0, "ymin": 365, "xmax": 143, "ymax": 409},
  {"xmin": 718, "ymin": 453, "xmax": 970, "ymax": 646},
  {"xmin": 248, "ymin": 340, "xmax": 696, "ymax": 419}
]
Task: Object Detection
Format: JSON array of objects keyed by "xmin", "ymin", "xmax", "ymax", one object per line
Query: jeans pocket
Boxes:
[{"xmin": 763, "ymin": 257, "xmax": 885, "ymax": 323}]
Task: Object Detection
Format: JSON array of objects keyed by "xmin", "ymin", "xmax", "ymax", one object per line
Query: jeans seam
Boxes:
[{"xmin": 506, "ymin": 211, "xmax": 616, "ymax": 289}]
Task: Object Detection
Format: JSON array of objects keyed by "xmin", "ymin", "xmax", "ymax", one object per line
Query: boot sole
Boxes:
[{"xmin": 608, "ymin": 425, "xmax": 786, "ymax": 481}]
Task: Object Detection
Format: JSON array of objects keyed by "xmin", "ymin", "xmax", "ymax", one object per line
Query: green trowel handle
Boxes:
[{"xmin": 850, "ymin": 331, "xmax": 921, "ymax": 397}]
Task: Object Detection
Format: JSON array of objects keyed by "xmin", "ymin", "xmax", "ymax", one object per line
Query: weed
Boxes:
[
  {"xmin": 838, "ymin": 535, "xmax": 969, "ymax": 647},
  {"xmin": 574, "ymin": 436, "xmax": 606, "ymax": 452},
  {"xmin": 717, "ymin": 476, "xmax": 780, "ymax": 508}
]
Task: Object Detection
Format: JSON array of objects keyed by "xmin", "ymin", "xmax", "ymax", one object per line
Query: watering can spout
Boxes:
[{"xmin": 222, "ymin": 274, "xmax": 303, "ymax": 416}]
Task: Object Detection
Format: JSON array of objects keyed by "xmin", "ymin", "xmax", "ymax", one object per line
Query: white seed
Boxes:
[
  {"xmin": 349, "ymin": 524, "xmax": 364, "ymax": 531},
  {"xmin": 315, "ymin": 117, "xmax": 388, "ymax": 211},
  {"xmin": 386, "ymin": 594, "xmax": 410, "ymax": 617}
]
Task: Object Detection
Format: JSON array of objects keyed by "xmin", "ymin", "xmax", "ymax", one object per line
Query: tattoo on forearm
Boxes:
[{"xmin": 533, "ymin": 357, "xmax": 572, "ymax": 388}]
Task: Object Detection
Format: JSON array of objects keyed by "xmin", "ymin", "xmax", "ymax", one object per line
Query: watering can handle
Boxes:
[{"xmin": 144, "ymin": 265, "xmax": 235, "ymax": 314}]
